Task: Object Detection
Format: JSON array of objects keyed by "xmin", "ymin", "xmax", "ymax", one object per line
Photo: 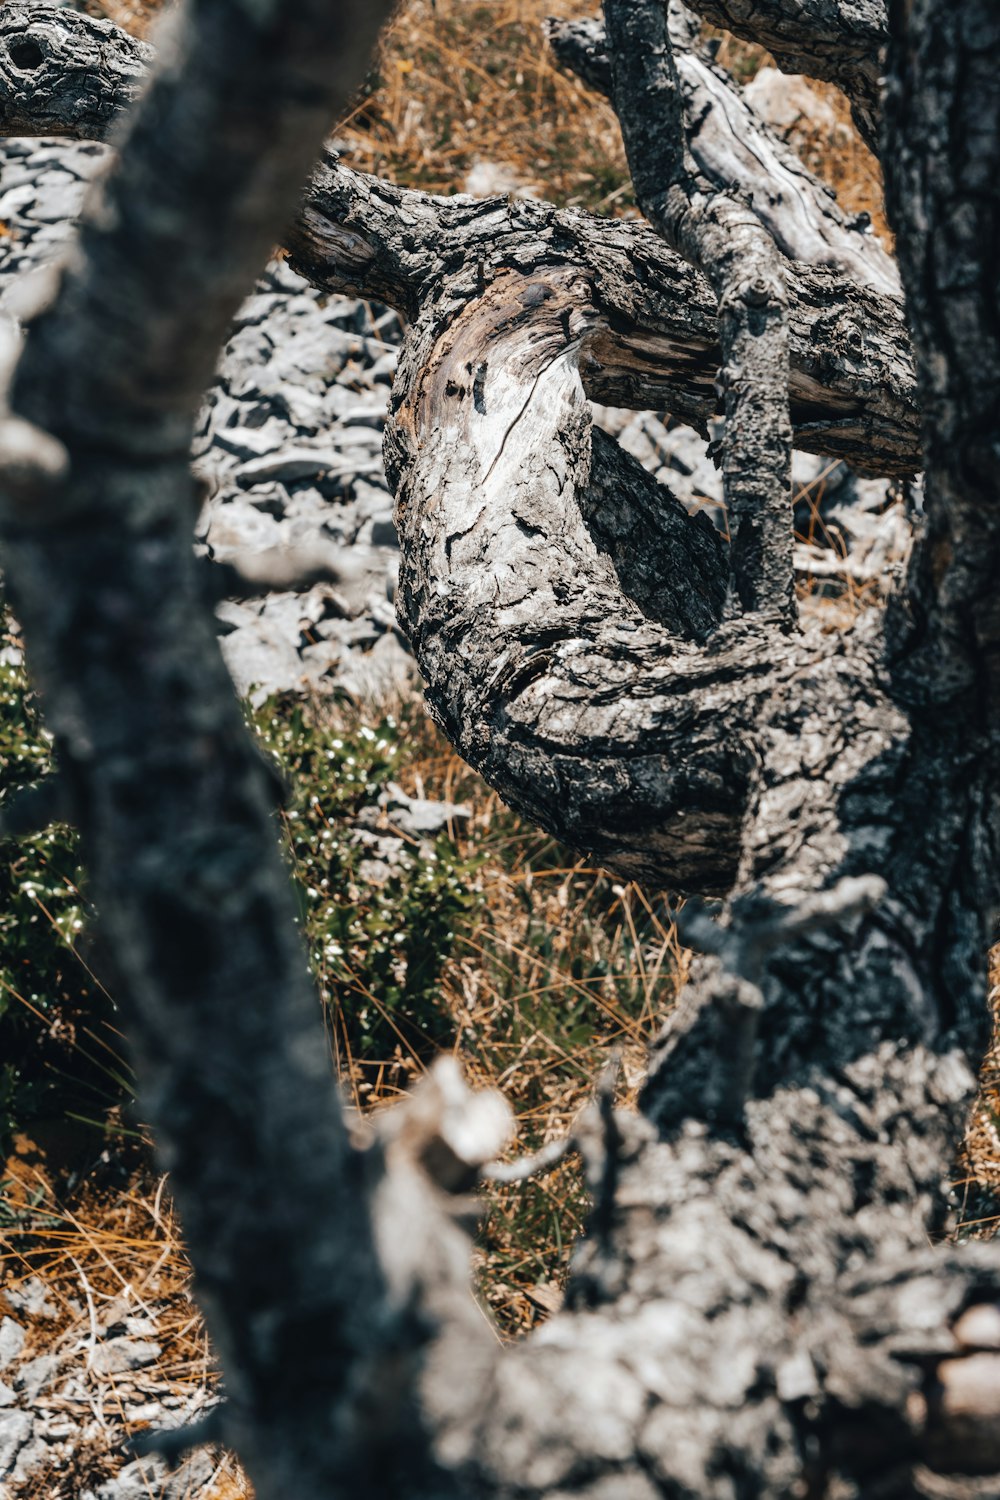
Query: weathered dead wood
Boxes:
[
  {"xmin": 0, "ymin": 2, "xmax": 920, "ymax": 478},
  {"xmin": 295, "ymin": 157, "xmax": 918, "ymax": 475},
  {"xmin": 0, "ymin": 1, "xmax": 153, "ymax": 137},
  {"xmin": 0, "ymin": 0, "xmax": 497, "ymax": 1495},
  {"xmin": 555, "ymin": 0, "xmax": 897, "ymax": 619},
  {"xmin": 546, "ymin": 10, "xmax": 897, "ymax": 294},
  {"xmin": 3, "ymin": 0, "xmax": 1000, "ymax": 1495},
  {"xmin": 682, "ymin": 0, "xmax": 888, "ymax": 154},
  {"xmin": 604, "ymin": 0, "xmax": 796, "ymax": 620}
]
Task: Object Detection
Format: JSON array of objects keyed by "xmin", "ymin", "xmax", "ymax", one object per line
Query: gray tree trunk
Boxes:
[{"xmin": 2, "ymin": 0, "xmax": 1000, "ymax": 1496}]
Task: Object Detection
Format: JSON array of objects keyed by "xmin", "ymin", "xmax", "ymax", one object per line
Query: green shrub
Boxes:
[
  {"xmin": 0, "ymin": 657, "xmax": 125, "ymax": 1148},
  {"xmin": 250, "ymin": 694, "xmax": 486, "ymax": 1067}
]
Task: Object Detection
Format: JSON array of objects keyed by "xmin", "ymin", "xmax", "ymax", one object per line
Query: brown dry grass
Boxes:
[
  {"xmin": 336, "ymin": 0, "xmax": 632, "ymax": 210},
  {"xmin": 955, "ymin": 953, "xmax": 1000, "ymax": 1240},
  {"xmin": 310, "ymin": 707, "xmax": 680, "ymax": 1332},
  {"xmin": 1, "ymin": 705, "xmax": 679, "ymax": 1495},
  {"xmin": 2, "ymin": 1161, "xmax": 251, "ymax": 1498}
]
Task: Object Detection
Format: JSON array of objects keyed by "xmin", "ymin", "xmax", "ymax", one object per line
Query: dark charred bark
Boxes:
[
  {"xmin": 2, "ymin": 0, "xmax": 1000, "ymax": 1496},
  {"xmin": 883, "ymin": 1, "xmax": 1000, "ymax": 717}
]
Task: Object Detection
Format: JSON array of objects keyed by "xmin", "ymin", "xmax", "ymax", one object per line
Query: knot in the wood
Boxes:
[{"xmin": 742, "ymin": 275, "xmax": 774, "ymax": 307}]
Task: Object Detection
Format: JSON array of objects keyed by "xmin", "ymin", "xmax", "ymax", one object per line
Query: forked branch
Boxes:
[
  {"xmin": 2, "ymin": 3, "xmax": 918, "ymax": 477},
  {"xmin": 604, "ymin": 0, "xmax": 795, "ymax": 620},
  {"xmin": 683, "ymin": 0, "xmax": 887, "ymax": 153}
]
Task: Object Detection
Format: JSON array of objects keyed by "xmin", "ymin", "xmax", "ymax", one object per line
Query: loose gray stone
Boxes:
[
  {"xmin": 237, "ymin": 447, "xmax": 381, "ymax": 485},
  {"xmin": 0, "ymin": 1410, "xmax": 32, "ymax": 1477},
  {"xmin": 0, "ymin": 1318, "xmax": 26, "ymax": 1370},
  {"xmin": 89, "ymin": 1338, "xmax": 162, "ymax": 1376},
  {"xmin": 377, "ymin": 783, "xmax": 472, "ymax": 837},
  {"xmin": 13, "ymin": 1435, "xmax": 54, "ymax": 1479},
  {"xmin": 3, "ymin": 1276, "xmax": 59, "ymax": 1320},
  {"xmin": 25, "ymin": 181, "xmax": 86, "ymax": 223},
  {"xmin": 16, "ymin": 1353, "xmax": 59, "ymax": 1399},
  {"xmin": 234, "ymin": 291, "xmax": 284, "ymax": 326},
  {"xmin": 0, "ymin": 183, "xmax": 37, "ymax": 219},
  {"xmin": 214, "ymin": 419, "xmax": 291, "ymax": 461}
]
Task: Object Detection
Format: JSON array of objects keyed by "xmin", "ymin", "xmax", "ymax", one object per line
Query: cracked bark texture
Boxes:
[
  {"xmin": 4, "ymin": 0, "xmax": 1000, "ymax": 1495},
  {"xmin": 1, "ymin": 4, "xmax": 918, "ymax": 476},
  {"xmin": 682, "ymin": 0, "xmax": 888, "ymax": 154},
  {"xmin": 545, "ymin": 11, "xmax": 896, "ymax": 295},
  {"xmin": 604, "ymin": 0, "xmax": 797, "ymax": 621},
  {"xmin": 555, "ymin": 0, "xmax": 896, "ymax": 619}
]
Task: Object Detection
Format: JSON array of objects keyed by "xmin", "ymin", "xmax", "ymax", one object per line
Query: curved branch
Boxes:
[
  {"xmin": 683, "ymin": 0, "xmax": 888, "ymax": 155},
  {"xmin": 2, "ymin": 2, "xmax": 919, "ymax": 479},
  {"xmin": 296, "ymin": 158, "xmax": 917, "ymax": 475},
  {"xmin": 386, "ymin": 261, "xmax": 906, "ymax": 894},
  {"xmin": 604, "ymin": 0, "xmax": 795, "ymax": 620}
]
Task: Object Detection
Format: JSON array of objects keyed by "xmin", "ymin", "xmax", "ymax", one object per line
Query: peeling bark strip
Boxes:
[
  {"xmin": 683, "ymin": 0, "xmax": 888, "ymax": 154},
  {"xmin": 1, "ymin": 3, "xmax": 920, "ymax": 476}
]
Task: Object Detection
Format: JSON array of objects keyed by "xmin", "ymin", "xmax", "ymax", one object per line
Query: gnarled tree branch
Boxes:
[
  {"xmin": 546, "ymin": 10, "xmax": 896, "ymax": 294},
  {"xmin": 605, "ymin": 0, "xmax": 795, "ymax": 620},
  {"xmin": 2, "ymin": 2, "xmax": 918, "ymax": 478},
  {"xmin": 4, "ymin": 0, "xmax": 1000, "ymax": 1494},
  {"xmin": 683, "ymin": 0, "xmax": 888, "ymax": 154}
]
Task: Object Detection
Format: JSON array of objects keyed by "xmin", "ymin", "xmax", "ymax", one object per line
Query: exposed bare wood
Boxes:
[
  {"xmin": 683, "ymin": 0, "xmax": 888, "ymax": 154},
  {"xmin": 1, "ymin": 3, "xmax": 918, "ymax": 478}
]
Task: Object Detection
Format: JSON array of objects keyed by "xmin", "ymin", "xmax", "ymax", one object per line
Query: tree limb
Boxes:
[
  {"xmin": 4, "ymin": 0, "xmax": 1000, "ymax": 1494},
  {"xmin": 884, "ymin": 1, "xmax": 1000, "ymax": 719},
  {"xmin": 0, "ymin": 0, "xmax": 498, "ymax": 1494},
  {"xmin": 1, "ymin": 3, "xmax": 920, "ymax": 478},
  {"xmin": 605, "ymin": 0, "xmax": 796, "ymax": 620},
  {"xmin": 682, "ymin": 0, "xmax": 888, "ymax": 154},
  {"xmin": 546, "ymin": 12, "xmax": 897, "ymax": 294}
]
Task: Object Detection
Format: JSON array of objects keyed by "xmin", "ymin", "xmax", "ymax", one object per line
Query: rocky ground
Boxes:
[
  {"xmin": 0, "ymin": 134, "xmax": 911, "ymax": 1497},
  {"xmin": 1, "ymin": 136, "xmax": 414, "ymax": 709}
]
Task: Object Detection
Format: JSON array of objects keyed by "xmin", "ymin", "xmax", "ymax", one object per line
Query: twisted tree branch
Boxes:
[
  {"xmin": 683, "ymin": 0, "xmax": 888, "ymax": 154},
  {"xmin": 2, "ymin": 3, "xmax": 918, "ymax": 477},
  {"xmin": 2, "ymin": 0, "xmax": 1000, "ymax": 1495}
]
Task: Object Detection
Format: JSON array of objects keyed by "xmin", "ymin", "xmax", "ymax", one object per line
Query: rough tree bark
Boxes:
[
  {"xmin": 681, "ymin": 0, "xmax": 888, "ymax": 154},
  {"xmin": 0, "ymin": 4, "xmax": 917, "ymax": 471},
  {"xmin": 3, "ymin": 0, "xmax": 1000, "ymax": 1497}
]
